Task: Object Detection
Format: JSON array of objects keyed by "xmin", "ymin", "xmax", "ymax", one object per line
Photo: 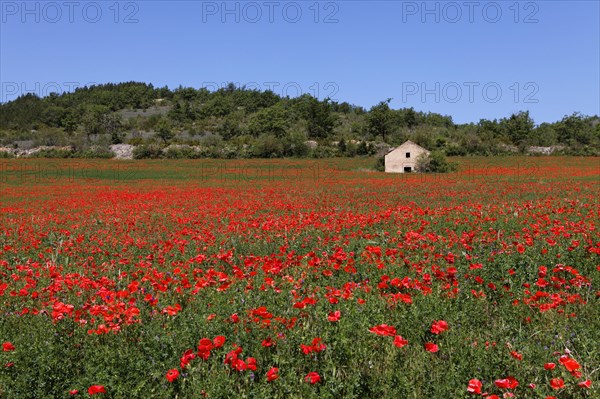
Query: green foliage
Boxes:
[
  {"xmin": 368, "ymin": 99, "xmax": 394, "ymax": 142},
  {"xmin": 29, "ymin": 148, "xmax": 74, "ymax": 158},
  {"xmin": 251, "ymin": 134, "xmax": 284, "ymax": 158},
  {"xmin": 0, "ymin": 82, "xmax": 597, "ymax": 158},
  {"xmin": 293, "ymin": 95, "xmax": 339, "ymax": 139},
  {"xmin": 373, "ymin": 156, "xmax": 385, "ymax": 171},
  {"xmin": 155, "ymin": 118, "xmax": 175, "ymax": 144},
  {"xmin": 133, "ymin": 144, "xmax": 163, "ymax": 159},
  {"xmin": 75, "ymin": 146, "xmax": 115, "ymax": 159},
  {"xmin": 555, "ymin": 112, "xmax": 598, "ymax": 146},
  {"xmin": 217, "ymin": 111, "xmax": 244, "ymax": 140},
  {"xmin": 163, "ymin": 145, "xmax": 199, "ymax": 159},
  {"xmin": 337, "ymin": 138, "xmax": 347, "ymax": 154},
  {"xmin": 311, "ymin": 146, "xmax": 337, "ymax": 158},
  {"xmin": 200, "ymin": 96, "xmax": 234, "ymax": 118},
  {"xmin": 356, "ymin": 141, "xmax": 375, "ymax": 156},
  {"xmin": 248, "ymin": 105, "xmax": 291, "ymax": 138},
  {"xmin": 416, "ymin": 151, "xmax": 457, "ymax": 173},
  {"xmin": 499, "ymin": 111, "xmax": 535, "ymax": 146},
  {"xmin": 81, "ymin": 104, "xmax": 111, "ymax": 137},
  {"xmin": 0, "ymin": 93, "xmax": 46, "ymax": 130}
]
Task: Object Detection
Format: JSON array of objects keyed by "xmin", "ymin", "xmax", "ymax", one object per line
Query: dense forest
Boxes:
[{"xmin": 1, "ymin": 82, "xmax": 598, "ymax": 158}]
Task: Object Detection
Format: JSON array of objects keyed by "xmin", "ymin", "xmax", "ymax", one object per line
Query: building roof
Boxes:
[{"xmin": 384, "ymin": 140, "xmax": 430, "ymax": 157}]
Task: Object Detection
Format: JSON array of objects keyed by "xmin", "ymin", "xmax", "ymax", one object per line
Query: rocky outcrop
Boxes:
[
  {"xmin": 304, "ymin": 140, "xmax": 318, "ymax": 150},
  {"xmin": 110, "ymin": 144, "xmax": 134, "ymax": 159},
  {"xmin": 527, "ymin": 146, "xmax": 565, "ymax": 155}
]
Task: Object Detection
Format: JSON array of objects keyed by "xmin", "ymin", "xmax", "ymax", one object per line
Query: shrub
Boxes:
[
  {"xmin": 373, "ymin": 156, "xmax": 385, "ymax": 171},
  {"xmin": 282, "ymin": 132, "xmax": 310, "ymax": 157},
  {"xmin": 75, "ymin": 146, "xmax": 115, "ymax": 159},
  {"xmin": 310, "ymin": 146, "xmax": 337, "ymax": 158},
  {"xmin": 163, "ymin": 145, "xmax": 198, "ymax": 159},
  {"xmin": 251, "ymin": 135, "xmax": 284, "ymax": 158},
  {"xmin": 127, "ymin": 137, "xmax": 145, "ymax": 146},
  {"xmin": 416, "ymin": 151, "xmax": 457, "ymax": 173},
  {"xmin": 133, "ymin": 144, "xmax": 163, "ymax": 159},
  {"xmin": 29, "ymin": 148, "xmax": 73, "ymax": 158}
]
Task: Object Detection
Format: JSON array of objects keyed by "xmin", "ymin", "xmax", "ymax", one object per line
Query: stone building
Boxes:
[{"xmin": 384, "ymin": 140, "xmax": 430, "ymax": 173}]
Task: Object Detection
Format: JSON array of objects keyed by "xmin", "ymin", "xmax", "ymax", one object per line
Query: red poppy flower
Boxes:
[
  {"xmin": 198, "ymin": 338, "xmax": 214, "ymax": 351},
  {"xmin": 494, "ymin": 376, "xmax": 519, "ymax": 389},
  {"xmin": 304, "ymin": 372, "xmax": 321, "ymax": 384},
  {"xmin": 393, "ymin": 335, "xmax": 408, "ymax": 348},
  {"xmin": 558, "ymin": 355, "xmax": 580, "ymax": 372},
  {"xmin": 166, "ymin": 369, "xmax": 179, "ymax": 383},
  {"xmin": 301, "ymin": 338, "xmax": 326, "ymax": 354},
  {"xmin": 230, "ymin": 313, "xmax": 239, "ymax": 323},
  {"xmin": 311, "ymin": 338, "xmax": 326, "ymax": 352},
  {"xmin": 213, "ymin": 335, "xmax": 226, "ymax": 348},
  {"xmin": 369, "ymin": 324, "xmax": 397, "ymax": 336},
  {"xmin": 301, "ymin": 344, "xmax": 313, "ymax": 355},
  {"xmin": 69, "ymin": 389, "xmax": 79, "ymax": 395},
  {"xmin": 262, "ymin": 337, "xmax": 275, "ymax": 347},
  {"xmin": 232, "ymin": 358, "xmax": 246, "ymax": 372},
  {"xmin": 467, "ymin": 379, "xmax": 482, "ymax": 394},
  {"xmin": 2, "ymin": 342, "xmax": 15, "ymax": 352},
  {"xmin": 550, "ymin": 378, "xmax": 564, "ymax": 390},
  {"xmin": 246, "ymin": 357, "xmax": 257, "ymax": 371},
  {"xmin": 266, "ymin": 367, "xmax": 279, "ymax": 382},
  {"xmin": 197, "ymin": 339, "xmax": 213, "ymax": 360},
  {"xmin": 424, "ymin": 342, "xmax": 439, "ymax": 353},
  {"xmin": 578, "ymin": 380, "xmax": 591, "ymax": 389},
  {"xmin": 430, "ymin": 320, "xmax": 449, "ymax": 334},
  {"xmin": 327, "ymin": 310, "xmax": 341, "ymax": 322},
  {"xmin": 180, "ymin": 349, "xmax": 195, "ymax": 369},
  {"xmin": 544, "ymin": 362, "xmax": 556, "ymax": 370},
  {"xmin": 88, "ymin": 385, "xmax": 106, "ymax": 395},
  {"xmin": 510, "ymin": 351, "xmax": 522, "ymax": 360}
]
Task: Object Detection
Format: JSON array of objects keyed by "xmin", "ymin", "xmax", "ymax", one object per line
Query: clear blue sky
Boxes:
[{"xmin": 1, "ymin": 0, "xmax": 598, "ymax": 123}]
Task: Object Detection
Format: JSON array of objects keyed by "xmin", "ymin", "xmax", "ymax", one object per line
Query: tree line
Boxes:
[{"xmin": 1, "ymin": 82, "xmax": 598, "ymax": 157}]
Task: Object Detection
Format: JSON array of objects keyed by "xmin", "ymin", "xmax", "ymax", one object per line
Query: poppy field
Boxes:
[{"xmin": 0, "ymin": 157, "xmax": 598, "ymax": 398}]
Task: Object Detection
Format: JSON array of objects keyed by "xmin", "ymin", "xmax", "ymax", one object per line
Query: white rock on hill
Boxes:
[{"xmin": 110, "ymin": 144, "xmax": 134, "ymax": 160}]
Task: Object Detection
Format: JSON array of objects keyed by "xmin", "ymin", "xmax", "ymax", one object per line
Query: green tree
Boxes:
[
  {"xmin": 297, "ymin": 96, "xmax": 339, "ymax": 139},
  {"xmin": 101, "ymin": 113, "xmax": 123, "ymax": 138},
  {"xmin": 555, "ymin": 112, "xmax": 593, "ymax": 145},
  {"xmin": 368, "ymin": 99, "xmax": 393, "ymax": 142},
  {"xmin": 337, "ymin": 138, "xmax": 347, "ymax": 154},
  {"xmin": 200, "ymin": 96, "xmax": 234, "ymax": 118},
  {"xmin": 499, "ymin": 111, "xmax": 534, "ymax": 146},
  {"xmin": 81, "ymin": 104, "xmax": 110, "ymax": 138},
  {"xmin": 217, "ymin": 111, "xmax": 244, "ymax": 140},
  {"xmin": 530, "ymin": 123, "xmax": 557, "ymax": 146},
  {"xmin": 397, "ymin": 107, "xmax": 419, "ymax": 129},
  {"xmin": 248, "ymin": 104, "xmax": 290, "ymax": 138},
  {"xmin": 156, "ymin": 117, "xmax": 175, "ymax": 143},
  {"xmin": 61, "ymin": 111, "xmax": 79, "ymax": 134}
]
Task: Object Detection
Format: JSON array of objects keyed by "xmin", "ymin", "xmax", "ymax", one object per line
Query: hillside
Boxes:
[{"xmin": 1, "ymin": 82, "xmax": 598, "ymax": 158}]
